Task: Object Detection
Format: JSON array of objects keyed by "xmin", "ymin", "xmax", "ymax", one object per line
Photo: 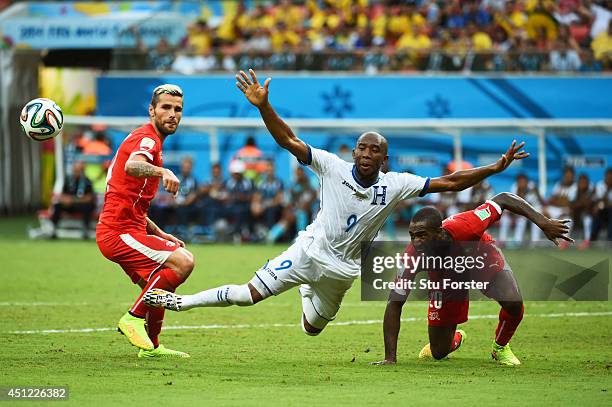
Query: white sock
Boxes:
[
  {"xmin": 181, "ymin": 284, "xmax": 254, "ymax": 309},
  {"xmin": 583, "ymin": 215, "xmax": 592, "ymax": 240}
]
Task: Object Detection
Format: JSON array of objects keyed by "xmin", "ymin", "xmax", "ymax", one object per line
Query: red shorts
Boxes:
[
  {"xmin": 428, "ymin": 299, "xmax": 470, "ymax": 327},
  {"xmin": 96, "ymin": 224, "xmax": 180, "ymax": 284},
  {"xmin": 427, "ymin": 243, "xmax": 510, "ymax": 327}
]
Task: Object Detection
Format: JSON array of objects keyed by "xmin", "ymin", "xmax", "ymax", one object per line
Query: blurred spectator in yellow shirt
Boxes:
[
  {"xmin": 495, "ymin": 1, "xmax": 528, "ymax": 37},
  {"xmin": 274, "ymin": 0, "xmax": 305, "ymax": 30},
  {"xmin": 248, "ymin": 4, "xmax": 276, "ymax": 31},
  {"xmin": 217, "ymin": 2, "xmax": 244, "ymax": 43},
  {"xmin": 592, "ymin": 20, "xmax": 612, "ymax": 66},
  {"xmin": 271, "ymin": 23, "xmax": 301, "ymax": 53},
  {"xmin": 468, "ymin": 23, "xmax": 493, "ymax": 50},
  {"xmin": 387, "ymin": 6, "xmax": 411, "ymax": 40},
  {"xmin": 526, "ymin": 1, "xmax": 558, "ymax": 41},
  {"xmin": 372, "ymin": 7, "xmax": 390, "ymax": 43},
  {"xmin": 186, "ymin": 20, "xmax": 213, "ymax": 53},
  {"xmin": 350, "ymin": 4, "xmax": 370, "ymax": 29},
  {"xmin": 396, "ymin": 26, "xmax": 432, "ymax": 51}
]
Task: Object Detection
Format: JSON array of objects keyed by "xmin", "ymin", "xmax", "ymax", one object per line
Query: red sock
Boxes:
[
  {"xmin": 130, "ymin": 268, "xmax": 183, "ymax": 318},
  {"xmin": 146, "ymin": 307, "xmax": 165, "ymax": 348},
  {"xmin": 450, "ymin": 331, "xmax": 463, "ymax": 352},
  {"xmin": 495, "ymin": 304, "xmax": 524, "ymax": 346}
]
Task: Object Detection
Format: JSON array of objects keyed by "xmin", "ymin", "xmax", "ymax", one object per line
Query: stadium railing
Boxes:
[{"xmin": 109, "ymin": 49, "xmax": 612, "ymax": 72}]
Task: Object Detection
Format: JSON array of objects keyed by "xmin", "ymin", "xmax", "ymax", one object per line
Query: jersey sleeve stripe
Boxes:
[
  {"xmin": 486, "ymin": 199, "xmax": 503, "ymax": 215},
  {"xmin": 129, "ymin": 151, "xmax": 154, "ymax": 162},
  {"xmin": 298, "ymin": 144, "xmax": 313, "ymax": 166},
  {"xmin": 418, "ymin": 177, "xmax": 431, "ymax": 197}
]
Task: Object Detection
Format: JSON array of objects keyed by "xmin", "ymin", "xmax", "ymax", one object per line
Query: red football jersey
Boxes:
[
  {"xmin": 442, "ymin": 200, "xmax": 503, "ymax": 242},
  {"xmin": 98, "ymin": 124, "xmax": 162, "ymax": 233}
]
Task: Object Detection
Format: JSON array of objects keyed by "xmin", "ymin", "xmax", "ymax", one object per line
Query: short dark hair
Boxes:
[
  {"xmin": 151, "ymin": 84, "xmax": 183, "ymax": 107},
  {"xmin": 411, "ymin": 206, "xmax": 443, "ymax": 229}
]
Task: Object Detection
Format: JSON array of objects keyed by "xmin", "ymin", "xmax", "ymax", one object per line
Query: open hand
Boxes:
[
  {"xmin": 541, "ymin": 218, "xmax": 574, "ymax": 246},
  {"xmin": 369, "ymin": 359, "xmax": 396, "ymax": 366},
  {"xmin": 493, "ymin": 140, "xmax": 530, "ymax": 173},
  {"xmin": 236, "ymin": 69, "xmax": 271, "ymax": 108}
]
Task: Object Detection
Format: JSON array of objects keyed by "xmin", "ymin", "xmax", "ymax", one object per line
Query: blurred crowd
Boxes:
[
  {"xmin": 147, "ymin": 137, "xmax": 321, "ymax": 244},
  {"xmin": 46, "ymin": 128, "xmax": 612, "ymax": 246},
  {"xmin": 126, "ymin": 0, "xmax": 612, "ymax": 73}
]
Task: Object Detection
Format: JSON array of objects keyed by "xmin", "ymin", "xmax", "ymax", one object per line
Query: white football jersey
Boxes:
[{"xmin": 297, "ymin": 146, "xmax": 429, "ymax": 279}]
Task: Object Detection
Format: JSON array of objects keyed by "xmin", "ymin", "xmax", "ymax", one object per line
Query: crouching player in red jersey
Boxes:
[
  {"xmin": 96, "ymin": 84, "xmax": 194, "ymax": 358},
  {"xmin": 374, "ymin": 192, "xmax": 573, "ymax": 366}
]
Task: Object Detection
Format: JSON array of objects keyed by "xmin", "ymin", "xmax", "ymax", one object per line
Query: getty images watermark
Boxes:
[
  {"xmin": 360, "ymin": 241, "xmax": 611, "ymax": 302},
  {"xmin": 371, "ymin": 251, "xmax": 491, "ymax": 291}
]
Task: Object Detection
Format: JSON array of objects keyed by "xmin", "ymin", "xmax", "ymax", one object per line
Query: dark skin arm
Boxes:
[
  {"xmin": 491, "ymin": 192, "xmax": 574, "ymax": 246},
  {"xmin": 371, "ymin": 291, "xmax": 408, "ymax": 365},
  {"xmin": 236, "ymin": 69, "xmax": 309, "ymax": 163},
  {"xmin": 426, "ymin": 141, "xmax": 529, "ymax": 194}
]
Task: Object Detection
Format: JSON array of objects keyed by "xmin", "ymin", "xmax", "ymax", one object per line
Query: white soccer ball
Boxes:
[{"xmin": 20, "ymin": 98, "xmax": 64, "ymax": 141}]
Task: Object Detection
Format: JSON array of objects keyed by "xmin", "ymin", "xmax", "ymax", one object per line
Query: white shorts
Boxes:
[{"xmin": 252, "ymin": 239, "xmax": 355, "ymax": 323}]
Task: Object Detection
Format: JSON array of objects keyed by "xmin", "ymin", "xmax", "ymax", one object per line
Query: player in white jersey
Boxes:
[{"xmin": 143, "ymin": 69, "xmax": 529, "ymax": 336}]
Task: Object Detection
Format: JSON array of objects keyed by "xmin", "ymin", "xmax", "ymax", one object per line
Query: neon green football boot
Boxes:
[
  {"xmin": 419, "ymin": 329, "xmax": 466, "ymax": 359},
  {"xmin": 138, "ymin": 344, "xmax": 190, "ymax": 358},
  {"xmin": 418, "ymin": 343, "xmax": 433, "ymax": 359},
  {"xmin": 117, "ymin": 312, "xmax": 154, "ymax": 351},
  {"xmin": 491, "ymin": 342, "xmax": 521, "ymax": 366}
]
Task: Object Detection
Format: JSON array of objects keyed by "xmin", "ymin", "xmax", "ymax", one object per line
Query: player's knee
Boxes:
[
  {"xmin": 430, "ymin": 344, "xmax": 450, "ymax": 360},
  {"xmin": 175, "ymin": 249, "xmax": 195, "ymax": 279},
  {"xmin": 431, "ymin": 350, "xmax": 449, "ymax": 360},
  {"xmin": 246, "ymin": 277, "xmax": 271, "ymax": 304},
  {"xmin": 302, "ymin": 314, "xmax": 323, "ymax": 336},
  {"xmin": 248, "ymin": 283, "xmax": 264, "ymax": 304}
]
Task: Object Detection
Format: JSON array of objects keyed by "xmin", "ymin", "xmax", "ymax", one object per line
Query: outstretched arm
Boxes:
[
  {"xmin": 491, "ymin": 192, "xmax": 574, "ymax": 246},
  {"xmin": 371, "ymin": 292, "xmax": 406, "ymax": 365},
  {"xmin": 236, "ymin": 69, "xmax": 309, "ymax": 163},
  {"xmin": 426, "ymin": 140, "xmax": 529, "ymax": 194}
]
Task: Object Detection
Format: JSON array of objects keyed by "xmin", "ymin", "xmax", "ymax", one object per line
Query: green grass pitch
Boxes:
[{"xmin": 1, "ymin": 217, "xmax": 611, "ymax": 406}]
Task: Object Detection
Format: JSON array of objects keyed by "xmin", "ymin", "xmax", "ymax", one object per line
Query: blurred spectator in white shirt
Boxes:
[
  {"xmin": 499, "ymin": 173, "xmax": 546, "ymax": 245},
  {"xmin": 571, "ymin": 174, "xmax": 595, "ymax": 247},
  {"xmin": 590, "ymin": 168, "xmax": 612, "ymax": 241},
  {"xmin": 550, "ymin": 40, "xmax": 582, "ymax": 71}
]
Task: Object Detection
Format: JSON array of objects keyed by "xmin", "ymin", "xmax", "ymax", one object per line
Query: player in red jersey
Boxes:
[
  {"xmin": 96, "ymin": 84, "xmax": 194, "ymax": 358},
  {"xmin": 373, "ymin": 192, "xmax": 573, "ymax": 366}
]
